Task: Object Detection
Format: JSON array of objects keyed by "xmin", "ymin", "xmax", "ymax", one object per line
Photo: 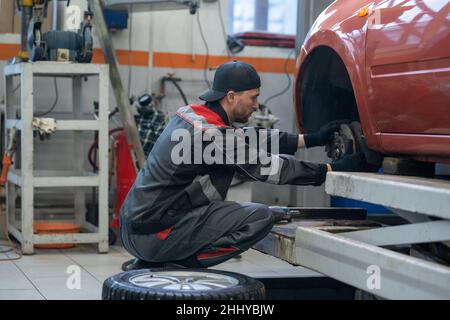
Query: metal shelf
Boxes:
[
  {"xmin": 6, "ymin": 119, "xmax": 100, "ymax": 131},
  {"xmin": 8, "ymin": 170, "xmax": 100, "ymax": 188},
  {"xmin": 4, "ymin": 62, "xmax": 106, "ymax": 77},
  {"xmin": 3, "ymin": 62, "xmax": 110, "ymax": 254}
]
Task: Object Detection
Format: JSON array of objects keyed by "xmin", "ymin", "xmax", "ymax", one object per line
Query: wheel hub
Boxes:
[
  {"xmin": 326, "ymin": 123, "xmax": 357, "ymax": 161},
  {"xmin": 129, "ymin": 271, "xmax": 239, "ymax": 291}
]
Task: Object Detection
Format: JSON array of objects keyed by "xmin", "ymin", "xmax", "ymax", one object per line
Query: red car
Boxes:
[{"xmin": 294, "ymin": 0, "xmax": 450, "ymax": 164}]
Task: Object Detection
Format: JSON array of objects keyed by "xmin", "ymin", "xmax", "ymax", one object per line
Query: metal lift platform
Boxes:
[{"xmin": 255, "ymin": 172, "xmax": 450, "ymax": 299}]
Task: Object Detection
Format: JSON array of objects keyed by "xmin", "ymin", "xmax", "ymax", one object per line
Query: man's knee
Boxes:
[
  {"xmin": 246, "ymin": 203, "xmax": 273, "ymax": 226},
  {"xmin": 239, "ymin": 203, "xmax": 274, "ymax": 248}
]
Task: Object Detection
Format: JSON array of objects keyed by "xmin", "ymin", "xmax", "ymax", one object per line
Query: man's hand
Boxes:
[
  {"xmin": 303, "ymin": 120, "xmax": 350, "ymax": 148},
  {"xmin": 330, "ymin": 152, "xmax": 367, "ymax": 172}
]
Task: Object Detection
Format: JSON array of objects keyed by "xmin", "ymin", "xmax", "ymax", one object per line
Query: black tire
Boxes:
[
  {"xmin": 102, "ymin": 269, "xmax": 265, "ymax": 300},
  {"xmin": 349, "ymin": 122, "xmax": 384, "ymax": 169}
]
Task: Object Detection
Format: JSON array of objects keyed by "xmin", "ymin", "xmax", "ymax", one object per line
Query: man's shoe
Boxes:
[
  {"xmin": 121, "ymin": 259, "xmax": 194, "ymax": 271},
  {"xmin": 121, "ymin": 258, "xmax": 165, "ymax": 271}
]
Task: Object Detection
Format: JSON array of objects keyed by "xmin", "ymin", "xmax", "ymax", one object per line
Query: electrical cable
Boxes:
[
  {"xmin": 0, "ymin": 246, "xmax": 13, "ymax": 254},
  {"xmin": 262, "ymin": 49, "xmax": 295, "ymax": 107},
  {"xmin": 167, "ymin": 78, "xmax": 189, "ymax": 106},
  {"xmin": 35, "ymin": 77, "xmax": 58, "ymax": 117},
  {"xmin": 88, "ymin": 127, "xmax": 124, "ymax": 171},
  {"xmin": 217, "ymin": 0, "xmax": 231, "ymax": 58},
  {"xmin": 196, "ymin": 10, "xmax": 211, "ymax": 89},
  {"xmin": 0, "ymin": 187, "xmax": 22, "ymax": 261}
]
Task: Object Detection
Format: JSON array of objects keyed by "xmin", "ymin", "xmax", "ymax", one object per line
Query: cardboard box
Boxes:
[{"xmin": 0, "ymin": 0, "xmax": 15, "ymax": 33}]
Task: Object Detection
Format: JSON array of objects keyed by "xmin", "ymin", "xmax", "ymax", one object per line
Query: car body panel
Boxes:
[
  {"xmin": 294, "ymin": 0, "xmax": 450, "ymax": 162},
  {"xmin": 366, "ymin": 0, "xmax": 450, "ymax": 135},
  {"xmin": 295, "ymin": 0, "xmax": 381, "ymax": 150}
]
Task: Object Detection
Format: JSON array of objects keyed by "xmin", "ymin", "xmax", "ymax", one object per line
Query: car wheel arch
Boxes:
[
  {"xmin": 295, "ymin": 30, "xmax": 383, "ymax": 152},
  {"xmin": 296, "ymin": 45, "xmax": 360, "ymax": 132}
]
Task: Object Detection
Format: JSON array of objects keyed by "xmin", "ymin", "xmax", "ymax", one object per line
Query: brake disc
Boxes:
[
  {"xmin": 326, "ymin": 123, "xmax": 356, "ymax": 162},
  {"xmin": 326, "ymin": 121, "xmax": 383, "ymax": 169}
]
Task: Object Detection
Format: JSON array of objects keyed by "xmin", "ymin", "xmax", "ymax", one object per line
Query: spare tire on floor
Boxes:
[{"xmin": 102, "ymin": 268, "xmax": 265, "ymax": 300}]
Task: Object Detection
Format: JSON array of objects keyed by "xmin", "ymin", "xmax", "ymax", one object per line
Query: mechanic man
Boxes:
[{"xmin": 120, "ymin": 61, "xmax": 367, "ymax": 270}]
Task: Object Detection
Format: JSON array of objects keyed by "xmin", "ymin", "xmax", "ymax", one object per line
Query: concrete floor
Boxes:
[{"xmin": 0, "ymin": 244, "xmax": 321, "ymax": 300}]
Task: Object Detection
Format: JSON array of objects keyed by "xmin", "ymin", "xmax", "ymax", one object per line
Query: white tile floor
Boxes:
[{"xmin": 0, "ymin": 244, "xmax": 321, "ymax": 300}]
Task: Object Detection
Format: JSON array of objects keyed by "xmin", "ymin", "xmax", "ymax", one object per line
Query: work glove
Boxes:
[
  {"xmin": 32, "ymin": 117, "xmax": 57, "ymax": 141},
  {"xmin": 331, "ymin": 152, "xmax": 367, "ymax": 172},
  {"xmin": 304, "ymin": 120, "xmax": 349, "ymax": 148}
]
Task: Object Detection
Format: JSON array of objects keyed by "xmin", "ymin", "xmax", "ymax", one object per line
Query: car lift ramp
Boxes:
[{"xmin": 294, "ymin": 172, "xmax": 450, "ymax": 300}]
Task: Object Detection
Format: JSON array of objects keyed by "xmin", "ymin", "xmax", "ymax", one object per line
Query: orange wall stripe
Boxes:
[
  {"xmin": 0, "ymin": 43, "xmax": 20, "ymax": 61},
  {"xmin": 152, "ymin": 52, "xmax": 295, "ymax": 74},
  {"xmin": 0, "ymin": 43, "xmax": 293, "ymax": 73},
  {"xmin": 92, "ymin": 48, "xmax": 149, "ymax": 66}
]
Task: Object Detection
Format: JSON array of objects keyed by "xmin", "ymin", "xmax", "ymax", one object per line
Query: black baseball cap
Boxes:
[{"xmin": 199, "ymin": 61, "xmax": 261, "ymax": 102}]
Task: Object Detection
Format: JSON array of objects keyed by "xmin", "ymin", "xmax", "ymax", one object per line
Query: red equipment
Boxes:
[{"xmin": 111, "ymin": 131, "xmax": 137, "ymax": 228}]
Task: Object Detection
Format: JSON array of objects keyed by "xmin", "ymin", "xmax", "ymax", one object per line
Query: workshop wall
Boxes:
[
  {"xmin": 1, "ymin": 0, "xmax": 297, "ymax": 138},
  {"xmin": 0, "ymin": 0, "xmax": 331, "ymax": 222}
]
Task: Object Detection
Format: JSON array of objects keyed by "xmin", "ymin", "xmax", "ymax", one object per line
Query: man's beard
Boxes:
[{"xmin": 235, "ymin": 116, "xmax": 250, "ymax": 124}]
